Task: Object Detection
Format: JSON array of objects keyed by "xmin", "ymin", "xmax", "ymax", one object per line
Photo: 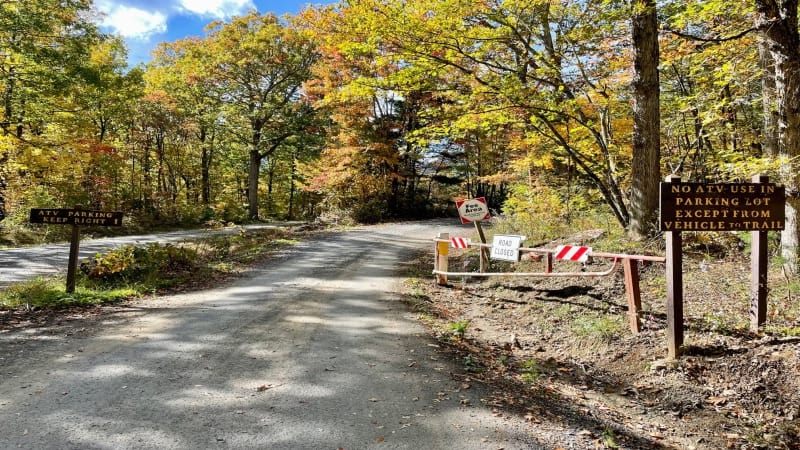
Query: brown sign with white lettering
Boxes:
[
  {"xmin": 660, "ymin": 182, "xmax": 785, "ymax": 232},
  {"xmin": 29, "ymin": 208, "xmax": 124, "ymax": 226}
]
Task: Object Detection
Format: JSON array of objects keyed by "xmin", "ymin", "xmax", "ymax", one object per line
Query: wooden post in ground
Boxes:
[
  {"xmin": 664, "ymin": 176, "xmax": 684, "ymax": 359},
  {"xmin": 66, "ymin": 223, "xmax": 81, "ymax": 294},
  {"xmin": 751, "ymin": 174, "xmax": 769, "ymax": 332},
  {"xmin": 623, "ymin": 258, "xmax": 642, "ymax": 333},
  {"xmin": 666, "ymin": 228, "xmax": 683, "ymax": 358},
  {"xmin": 474, "ymin": 221, "xmax": 489, "ymax": 272},
  {"xmin": 436, "ymin": 232, "xmax": 449, "ymax": 285}
]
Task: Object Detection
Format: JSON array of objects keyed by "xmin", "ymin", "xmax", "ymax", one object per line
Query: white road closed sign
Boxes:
[
  {"xmin": 490, "ymin": 235, "xmax": 524, "ymax": 262},
  {"xmin": 456, "ymin": 197, "xmax": 490, "ymax": 224}
]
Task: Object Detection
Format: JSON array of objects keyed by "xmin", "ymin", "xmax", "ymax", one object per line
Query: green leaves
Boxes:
[{"xmin": 0, "ymin": 0, "xmax": 782, "ymax": 231}]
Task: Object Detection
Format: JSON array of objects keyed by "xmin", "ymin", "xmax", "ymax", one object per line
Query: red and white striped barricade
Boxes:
[
  {"xmin": 450, "ymin": 237, "xmax": 471, "ymax": 249},
  {"xmin": 554, "ymin": 245, "xmax": 592, "ymax": 263}
]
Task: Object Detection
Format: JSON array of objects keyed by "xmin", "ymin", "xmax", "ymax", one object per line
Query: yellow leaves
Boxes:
[
  {"xmin": 336, "ymin": 78, "xmax": 378, "ymax": 104},
  {"xmin": 0, "ymin": 134, "xmax": 16, "ymax": 154},
  {"xmin": 87, "ymin": 39, "xmax": 127, "ymax": 72},
  {"xmin": 338, "ymin": 41, "xmax": 378, "ymax": 60},
  {"xmin": 512, "ymin": 148, "xmax": 555, "ymax": 173}
]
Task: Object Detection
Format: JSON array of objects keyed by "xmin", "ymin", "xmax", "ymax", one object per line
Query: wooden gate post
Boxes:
[
  {"xmin": 751, "ymin": 174, "xmax": 769, "ymax": 332},
  {"xmin": 436, "ymin": 232, "xmax": 449, "ymax": 285},
  {"xmin": 665, "ymin": 176, "xmax": 684, "ymax": 359},
  {"xmin": 623, "ymin": 258, "xmax": 642, "ymax": 333}
]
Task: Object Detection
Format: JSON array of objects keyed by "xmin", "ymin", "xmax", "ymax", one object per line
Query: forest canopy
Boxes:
[{"xmin": 2, "ymin": 0, "xmax": 798, "ymax": 266}]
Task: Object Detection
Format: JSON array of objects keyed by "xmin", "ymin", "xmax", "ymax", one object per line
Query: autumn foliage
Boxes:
[{"xmin": 0, "ymin": 0, "xmax": 793, "ymax": 246}]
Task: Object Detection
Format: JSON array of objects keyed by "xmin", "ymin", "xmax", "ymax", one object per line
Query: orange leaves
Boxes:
[
  {"xmin": 89, "ymin": 144, "xmax": 118, "ymax": 157},
  {"xmin": 142, "ymin": 90, "xmax": 174, "ymax": 107}
]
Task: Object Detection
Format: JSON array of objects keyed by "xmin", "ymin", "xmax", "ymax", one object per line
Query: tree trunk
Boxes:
[
  {"xmin": 288, "ymin": 150, "xmax": 297, "ymax": 220},
  {"xmin": 759, "ymin": 36, "xmax": 780, "ymax": 156},
  {"xmin": 628, "ymin": 0, "xmax": 661, "ymax": 239},
  {"xmin": 199, "ymin": 127, "xmax": 212, "ymax": 205},
  {"xmin": 756, "ymin": 0, "xmax": 800, "ymax": 273},
  {"xmin": 248, "ymin": 148, "xmax": 261, "ymax": 220},
  {"xmin": 201, "ymin": 148, "xmax": 211, "ymax": 205},
  {"xmin": 266, "ymin": 157, "xmax": 275, "ymax": 215},
  {"xmin": 142, "ymin": 140, "xmax": 153, "ymax": 213},
  {"xmin": 0, "ymin": 150, "xmax": 7, "ymax": 221}
]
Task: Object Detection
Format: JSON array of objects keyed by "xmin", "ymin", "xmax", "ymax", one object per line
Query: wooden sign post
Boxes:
[
  {"xmin": 750, "ymin": 174, "xmax": 771, "ymax": 331},
  {"xmin": 29, "ymin": 207, "xmax": 124, "ymax": 293},
  {"xmin": 660, "ymin": 176, "xmax": 785, "ymax": 358},
  {"xmin": 67, "ymin": 222, "xmax": 81, "ymax": 294},
  {"xmin": 455, "ymin": 197, "xmax": 492, "ymax": 272}
]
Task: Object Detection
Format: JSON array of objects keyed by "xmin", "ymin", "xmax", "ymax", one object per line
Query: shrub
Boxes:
[
  {"xmin": 447, "ymin": 320, "xmax": 471, "ymax": 339},
  {"xmin": 81, "ymin": 245, "xmax": 137, "ymax": 280},
  {"xmin": 81, "ymin": 243, "xmax": 197, "ymax": 285}
]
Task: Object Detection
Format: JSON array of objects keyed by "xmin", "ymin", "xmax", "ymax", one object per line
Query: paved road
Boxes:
[
  {"xmin": 0, "ymin": 221, "xmax": 555, "ymax": 449},
  {"xmin": 0, "ymin": 223, "xmax": 300, "ymax": 287}
]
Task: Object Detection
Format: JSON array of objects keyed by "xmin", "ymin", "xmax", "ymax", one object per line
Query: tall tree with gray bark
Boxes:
[
  {"xmin": 629, "ymin": 0, "xmax": 662, "ymax": 239},
  {"xmin": 755, "ymin": 0, "xmax": 800, "ymax": 273}
]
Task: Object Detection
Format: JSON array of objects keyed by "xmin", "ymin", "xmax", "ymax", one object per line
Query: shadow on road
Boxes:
[{"xmin": 0, "ymin": 223, "xmax": 671, "ymax": 449}]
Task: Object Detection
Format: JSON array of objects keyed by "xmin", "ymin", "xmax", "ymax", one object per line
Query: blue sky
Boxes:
[{"xmin": 94, "ymin": 0, "xmax": 336, "ymax": 66}]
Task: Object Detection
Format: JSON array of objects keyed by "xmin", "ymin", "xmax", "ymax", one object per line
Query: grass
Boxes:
[
  {"xmin": 764, "ymin": 325, "xmax": 800, "ymax": 336},
  {"xmin": 700, "ymin": 311, "xmax": 749, "ymax": 336},
  {"xmin": 401, "ymin": 276, "xmax": 435, "ymax": 317},
  {"xmin": 520, "ymin": 359, "xmax": 540, "ymax": 383},
  {"xmin": 1, "ymin": 278, "xmax": 135, "ymax": 309},
  {"xmin": 601, "ymin": 428, "xmax": 620, "ymax": 449},
  {"xmin": 572, "ymin": 316, "xmax": 624, "ymax": 342}
]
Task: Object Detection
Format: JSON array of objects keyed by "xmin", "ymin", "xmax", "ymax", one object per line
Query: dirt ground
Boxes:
[{"xmin": 400, "ymin": 237, "xmax": 800, "ymax": 449}]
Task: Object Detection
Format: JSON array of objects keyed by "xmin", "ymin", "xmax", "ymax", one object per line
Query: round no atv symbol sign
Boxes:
[{"xmin": 456, "ymin": 197, "xmax": 490, "ymax": 224}]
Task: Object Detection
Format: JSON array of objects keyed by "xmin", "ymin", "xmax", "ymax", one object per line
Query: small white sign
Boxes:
[{"xmin": 490, "ymin": 235, "xmax": 524, "ymax": 262}]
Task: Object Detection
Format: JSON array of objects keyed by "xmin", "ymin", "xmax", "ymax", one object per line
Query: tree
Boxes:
[
  {"xmin": 629, "ymin": 0, "xmax": 661, "ymax": 238},
  {"xmin": 304, "ymin": 0, "xmax": 642, "ymax": 227},
  {"xmin": 67, "ymin": 38, "xmax": 143, "ymax": 144},
  {"xmin": 299, "ymin": 4, "xmax": 454, "ymax": 221},
  {"xmin": 659, "ymin": 0, "xmax": 764, "ymax": 186},
  {"xmin": 755, "ymin": 0, "xmax": 800, "ymax": 273},
  {"xmin": 0, "ymin": 0, "xmax": 100, "ymax": 217},
  {"xmin": 148, "ymin": 37, "xmax": 226, "ymax": 207},
  {"xmin": 203, "ymin": 12, "xmax": 319, "ymax": 220},
  {"xmin": 660, "ymin": 0, "xmax": 800, "ymax": 270}
]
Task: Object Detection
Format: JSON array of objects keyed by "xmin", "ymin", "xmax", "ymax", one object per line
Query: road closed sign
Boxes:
[
  {"xmin": 456, "ymin": 197, "xmax": 490, "ymax": 224},
  {"xmin": 490, "ymin": 235, "xmax": 524, "ymax": 262}
]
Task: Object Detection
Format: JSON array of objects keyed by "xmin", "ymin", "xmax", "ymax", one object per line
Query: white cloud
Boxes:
[
  {"xmin": 177, "ymin": 0, "xmax": 255, "ymax": 19},
  {"xmin": 92, "ymin": 0, "xmax": 264, "ymax": 65},
  {"xmin": 95, "ymin": 1, "xmax": 168, "ymax": 39}
]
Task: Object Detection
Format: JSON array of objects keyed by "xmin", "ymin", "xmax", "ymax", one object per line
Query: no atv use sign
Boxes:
[{"xmin": 456, "ymin": 197, "xmax": 490, "ymax": 224}]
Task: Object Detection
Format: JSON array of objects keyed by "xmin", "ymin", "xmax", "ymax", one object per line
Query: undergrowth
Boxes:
[
  {"xmin": 2, "ymin": 278, "xmax": 135, "ymax": 309},
  {"xmin": 0, "ymin": 228, "xmax": 299, "ymax": 310}
]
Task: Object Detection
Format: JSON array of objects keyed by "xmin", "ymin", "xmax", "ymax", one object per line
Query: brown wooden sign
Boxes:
[
  {"xmin": 660, "ymin": 182, "xmax": 785, "ymax": 232},
  {"xmin": 29, "ymin": 207, "xmax": 125, "ymax": 293},
  {"xmin": 29, "ymin": 208, "xmax": 123, "ymax": 226},
  {"xmin": 661, "ymin": 175, "xmax": 782, "ymax": 359}
]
